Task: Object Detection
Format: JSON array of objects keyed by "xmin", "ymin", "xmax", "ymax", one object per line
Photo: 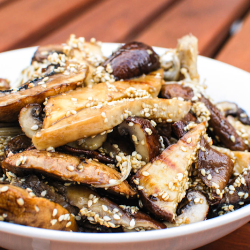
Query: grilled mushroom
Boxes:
[
  {"xmin": 33, "ymin": 98, "xmax": 191, "ymax": 150},
  {"xmin": 0, "ymin": 62, "xmax": 87, "ymax": 122},
  {"xmin": 19, "ymin": 104, "xmax": 43, "ymax": 138},
  {"xmin": 134, "ymin": 122, "xmax": 206, "ymax": 222},
  {"xmin": 197, "ymin": 137, "xmax": 234, "ymax": 192},
  {"xmin": 0, "ymin": 184, "xmax": 78, "ymax": 231},
  {"xmin": 66, "ymin": 185, "xmax": 165, "ymax": 230},
  {"xmin": 103, "ymin": 41, "xmax": 160, "ymax": 80},
  {"xmin": 0, "ymin": 78, "xmax": 10, "ymax": 90},
  {"xmin": 118, "ymin": 117, "xmax": 160, "ymax": 162},
  {"xmin": 2, "ymin": 150, "xmax": 136, "ymax": 197}
]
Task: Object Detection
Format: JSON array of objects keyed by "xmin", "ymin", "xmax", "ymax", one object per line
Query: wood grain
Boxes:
[
  {"xmin": 35, "ymin": 0, "xmax": 177, "ymax": 46},
  {"xmin": 134, "ymin": 0, "xmax": 250, "ymax": 57},
  {"xmin": 216, "ymin": 10, "xmax": 250, "ymax": 72},
  {"xmin": 0, "ymin": 0, "xmax": 98, "ymax": 53}
]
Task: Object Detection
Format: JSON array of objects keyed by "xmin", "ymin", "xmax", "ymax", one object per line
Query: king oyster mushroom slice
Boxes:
[
  {"xmin": 43, "ymin": 69, "xmax": 163, "ymax": 128},
  {"xmin": 176, "ymin": 34, "xmax": 199, "ymax": 81},
  {"xmin": 103, "ymin": 41, "xmax": 160, "ymax": 80},
  {"xmin": 165, "ymin": 191, "xmax": 209, "ymax": 227},
  {"xmin": 66, "ymin": 185, "xmax": 166, "ymax": 230},
  {"xmin": 0, "ymin": 184, "xmax": 78, "ymax": 231},
  {"xmin": 19, "ymin": 103, "xmax": 43, "ymax": 138},
  {"xmin": 197, "ymin": 137, "xmax": 234, "ymax": 193},
  {"xmin": 212, "ymin": 146, "xmax": 250, "ymax": 175},
  {"xmin": 161, "ymin": 83, "xmax": 194, "ymax": 100},
  {"xmin": 160, "ymin": 50, "xmax": 180, "ymax": 81},
  {"xmin": 134, "ymin": 122, "xmax": 206, "ymax": 222},
  {"xmin": 33, "ymin": 98, "xmax": 191, "ymax": 150},
  {"xmin": 1, "ymin": 150, "xmax": 136, "ymax": 198},
  {"xmin": 118, "ymin": 117, "xmax": 160, "ymax": 162},
  {"xmin": 0, "ymin": 62, "xmax": 88, "ymax": 122}
]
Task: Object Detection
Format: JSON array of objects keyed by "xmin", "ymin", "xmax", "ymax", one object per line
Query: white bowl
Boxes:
[{"xmin": 0, "ymin": 44, "xmax": 250, "ymax": 250}]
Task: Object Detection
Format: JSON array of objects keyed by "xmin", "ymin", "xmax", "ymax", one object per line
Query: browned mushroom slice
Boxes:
[
  {"xmin": 165, "ymin": 191, "xmax": 209, "ymax": 227},
  {"xmin": 161, "ymin": 83, "xmax": 194, "ymax": 100},
  {"xmin": 134, "ymin": 122, "xmax": 206, "ymax": 222},
  {"xmin": 32, "ymin": 44, "xmax": 66, "ymax": 63},
  {"xmin": 66, "ymin": 185, "xmax": 165, "ymax": 230},
  {"xmin": 212, "ymin": 146, "xmax": 250, "ymax": 175},
  {"xmin": 11, "ymin": 175, "xmax": 78, "ymax": 215},
  {"xmin": 103, "ymin": 41, "xmax": 160, "ymax": 80},
  {"xmin": 0, "ymin": 184, "xmax": 77, "ymax": 231},
  {"xmin": 0, "ymin": 63, "xmax": 88, "ymax": 122},
  {"xmin": 118, "ymin": 117, "xmax": 160, "ymax": 162},
  {"xmin": 4, "ymin": 135, "xmax": 32, "ymax": 157},
  {"xmin": 200, "ymin": 97, "xmax": 248, "ymax": 151},
  {"xmin": 43, "ymin": 69, "xmax": 163, "ymax": 128},
  {"xmin": 33, "ymin": 98, "xmax": 191, "ymax": 150},
  {"xmin": 0, "ymin": 78, "xmax": 10, "ymax": 91},
  {"xmin": 197, "ymin": 137, "xmax": 234, "ymax": 193},
  {"xmin": 172, "ymin": 113, "xmax": 197, "ymax": 139},
  {"xmin": 19, "ymin": 104, "xmax": 43, "ymax": 138},
  {"xmin": 1, "ymin": 150, "xmax": 136, "ymax": 197}
]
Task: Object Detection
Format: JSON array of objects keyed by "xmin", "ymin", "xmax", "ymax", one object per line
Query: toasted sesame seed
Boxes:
[
  {"xmin": 128, "ymin": 122, "xmax": 134, "ymax": 127},
  {"xmin": 200, "ymin": 169, "xmax": 206, "ymax": 176},
  {"xmin": 88, "ymin": 200, "xmax": 93, "ymax": 208},
  {"xmin": 67, "ymin": 165, "xmax": 74, "ymax": 172},
  {"xmin": 109, "ymin": 179, "xmax": 117, "ymax": 184},
  {"xmin": 230, "ymin": 135, "xmax": 235, "ymax": 143},
  {"xmin": 244, "ymin": 193, "xmax": 249, "ymax": 199},
  {"xmin": 142, "ymin": 171, "xmax": 149, "ymax": 176},
  {"xmin": 41, "ymin": 190, "xmax": 47, "ymax": 197},
  {"xmin": 66, "ymin": 221, "xmax": 72, "ymax": 228},
  {"xmin": 50, "ymin": 219, "xmax": 57, "ymax": 226},
  {"xmin": 31, "ymin": 125, "xmax": 39, "ymax": 131},
  {"xmin": 181, "ymin": 146, "xmax": 187, "ymax": 152},
  {"xmin": 34, "ymin": 205, "xmax": 39, "ymax": 212},
  {"xmin": 103, "ymin": 216, "xmax": 111, "ymax": 221},
  {"xmin": 102, "ymin": 205, "xmax": 108, "ymax": 211},
  {"xmin": 130, "ymin": 219, "xmax": 135, "ymax": 227},
  {"xmin": 17, "ymin": 198, "xmax": 24, "ymax": 206},
  {"xmin": 58, "ymin": 215, "xmax": 64, "ymax": 222},
  {"xmin": 71, "ymin": 98, "xmax": 77, "ymax": 102},
  {"xmin": 113, "ymin": 214, "xmax": 120, "ymax": 220},
  {"xmin": 53, "ymin": 209, "xmax": 58, "ymax": 217},
  {"xmin": 207, "ymin": 174, "xmax": 212, "ymax": 180},
  {"xmin": 137, "ymin": 185, "xmax": 144, "ymax": 190},
  {"xmin": 187, "ymin": 137, "xmax": 192, "ymax": 143},
  {"xmin": 145, "ymin": 128, "xmax": 152, "ymax": 135},
  {"xmin": 194, "ymin": 198, "xmax": 200, "ymax": 204}
]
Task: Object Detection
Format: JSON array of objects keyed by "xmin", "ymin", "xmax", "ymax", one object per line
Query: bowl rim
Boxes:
[{"xmin": 0, "ymin": 44, "xmax": 250, "ymax": 244}]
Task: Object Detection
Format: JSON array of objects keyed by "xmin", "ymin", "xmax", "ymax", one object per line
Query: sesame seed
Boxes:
[
  {"xmin": 41, "ymin": 190, "xmax": 47, "ymax": 197},
  {"xmin": 244, "ymin": 193, "xmax": 249, "ymax": 199},
  {"xmin": 187, "ymin": 137, "xmax": 192, "ymax": 143},
  {"xmin": 67, "ymin": 165, "xmax": 74, "ymax": 172},
  {"xmin": 31, "ymin": 125, "xmax": 39, "ymax": 131},
  {"xmin": 16, "ymin": 198, "xmax": 24, "ymax": 206},
  {"xmin": 132, "ymin": 135, "xmax": 138, "ymax": 142},
  {"xmin": 103, "ymin": 216, "xmax": 111, "ymax": 221},
  {"xmin": 102, "ymin": 205, "xmax": 108, "ymax": 211},
  {"xmin": 238, "ymin": 191, "xmax": 245, "ymax": 197},
  {"xmin": 88, "ymin": 200, "xmax": 93, "ymax": 208},
  {"xmin": 101, "ymin": 112, "xmax": 106, "ymax": 117},
  {"xmin": 194, "ymin": 198, "xmax": 200, "ymax": 204},
  {"xmin": 230, "ymin": 135, "xmax": 235, "ymax": 143},
  {"xmin": 200, "ymin": 169, "xmax": 206, "ymax": 176},
  {"xmin": 130, "ymin": 219, "xmax": 135, "ymax": 228},
  {"xmin": 66, "ymin": 221, "xmax": 72, "ymax": 228},
  {"xmin": 133, "ymin": 179, "xmax": 139, "ymax": 185},
  {"xmin": 53, "ymin": 209, "xmax": 58, "ymax": 217},
  {"xmin": 128, "ymin": 122, "xmax": 134, "ymax": 127},
  {"xmin": 142, "ymin": 171, "xmax": 149, "ymax": 176},
  {"xmin": 50, "ymin": 219, "xmax": 57, "ymax": 226},
  {"xmin": 137, "ymin": 186, "xmax": 144, "ymax": 190},
  {"xmin": 145, "ymin": 128, "xmax": 152, "ymax": 135},
  {"xmin": 109, "ymin": 179, "xmax": 117, "ymax": 184},
  {"xmin": 181, "ymin": 146, "xmax": 187, "ymax": 152},
  {"xmin": 167, "ymin": 119, "xmax": 173, "ymax": 122},
  {"xmin": 71, "ymin": 98, "xmax": 77, "ymax": 102},
  {"xmin": 207, "ymin": 174, "xmax": 212, "ymax": 180},
  {"xmin": 177, "ymin": 173, "xmax": 183, "ymax": 181},
  {"xmin": 113, "ymin": 214, "xmax": 120, "ymax": 220},
  {"xmin": 75, "ymin": 216, "xmax": 81, "ymax": 221},
  {"xmin": 58, "ymin": 215, "xmax": 64, "ymax": 222},
  {"xmin": 16, "ymin": 159, "xmax": 22, "ymax": 167},
  {"xmin": 34, "ymin": 205, "xmax": 39, "ymax": 212}
]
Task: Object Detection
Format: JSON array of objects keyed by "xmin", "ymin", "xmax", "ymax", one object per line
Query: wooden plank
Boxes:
[
  {"xmin": 196, "ymin": 223, "xmax": 250, "ymax": 250},
  {"xmin": 0, "ymin": 0, "xmax": 98, "ymax": 53},
  {"xmin": 134, "ymin": 0, "xmax": 250, "ymax": 57},
  {"xmin": 216, "ymin": 11, "xmax": 250, "ymax": 72},
  {"xmin": 35, "ymin": 0, "xmax": 177, "ymax": 46}
]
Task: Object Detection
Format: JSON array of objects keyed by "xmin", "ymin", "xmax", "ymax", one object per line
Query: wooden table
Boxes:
[{"xmin": 1, "ymin": 0, "xmax": 250, "ymax": 249}]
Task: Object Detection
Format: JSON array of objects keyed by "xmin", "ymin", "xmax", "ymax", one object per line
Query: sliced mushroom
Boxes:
[
  {"xmin": 212, "ymin": 146, "xmax": 250, "ymax": 175},
  {"xmin": 66, "ymin": 185, "xmax": 165, "ymax": 230},
  {"xmin": 33, "ymin": 98, "xmax": 191, "ymax": 150},
  {"xmin": 215, "ymin": 102, "xmax": 238, "ymax": 117},
  {"xmin": 103, "ymin": 41, "xmax": 160, "ymax": 80},
  {"xmin": 43, "ymin": 69, "xmax": 163, "ymax": 128},
  {"xmin": 0, "ymin": 62, "xmax": 88, "ymax": 122},
  {"xmin": 11, "ymin": 175, "xmax": 78, "ymax": 215},
  {"xmin": 0, "ymin": 184, "xmax": 77, "ymax": 231},
  {"xmin": 197, "ymin": 137, "xmax": 234, "ymax": 192},
  {"xmin": 4, "ymin": 135, "xmax": 32, "ymax": 157},
  {"xmin": 32, "ymin": 45, "xmax": 66, "ymax": 63},
  {"xmin": 160, "ymin": 83, "xmax": 194, "ymax": 100},
  {"xmin": 19, "ymin": 104, "xmax": 43, "ymax": 138},
  {"xmin": 1, "ymin": 150, "xmax": 136, "ymax": 198},
  {"xmin": 200, "ymin": 96, "xmax": 248, "ymax": 151},
  {"xmin": 160, "ymin": 51, "xmax": 180, "ymax": 81},
  {"xmin": 176, "ymin": 34, "xmax": 199, "ymax": 81},
  {"xmin": 134, "ymin": 122, "xmax": 206, "ymax": 222},
  {"xmin": 166, "ymin": 191, "xmax": 209, "ymax": 227},
  {"xmin": 118, "ymin": 117, "xmax": 160, "ymax": 162},
  {"xmin": 61, "ymin": 145, "xmax": 116, "ymax": 164},
  {"xmin": 172, "ymin": 112, "xmax": 197, "ymax": 139}
]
